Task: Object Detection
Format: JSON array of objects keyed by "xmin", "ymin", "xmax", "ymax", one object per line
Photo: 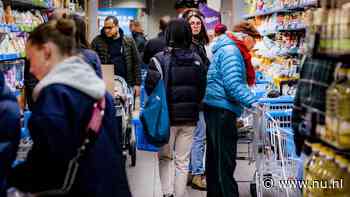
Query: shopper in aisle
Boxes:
[
  {"xmin": 70, "ymin": 14, "xmax": 103, "ymax": 78},
  {"xmin": 9, "ymin": 18, "xmax": 131, "ymax": 197},
  {"xmin": 91, "ymin": 16, "xmax": 141, "ymax": 97},
  {"xmin": 142, "ymin": 15, "xmax": 171, "ymax": 65},
  {"xmin": 203, "ymin": 21, "xmax": 260, "ymax": 197},
  {"xmin": 0, "ymin": 72, "xmax": 21, "ymax": 196},
  {"xmin": 145, "ymin": 19, "xmax": 207, "ymax": 197},
  {"xmin": 174, "ymin": 0, "xmax": 206, "ymax": 17},
  {"xmin": 206, "ymin": 23, "xmax": 227, "ymax": 61},
  {"xmin": 182, "ymin": 8, "xmax": 210, "ymax": 191},
  {"xmin": 130, "ymin": 20, "xmax": 147, "ymax": 53},
  {"xmin": 184, "ymin": 9, "xmax": 210, "ymax": 69}
]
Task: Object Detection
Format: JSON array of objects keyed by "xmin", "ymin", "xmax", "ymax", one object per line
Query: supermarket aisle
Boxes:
[{"xmin": 126, "ymin": 144, "xmax": 255, "ymax": 197}]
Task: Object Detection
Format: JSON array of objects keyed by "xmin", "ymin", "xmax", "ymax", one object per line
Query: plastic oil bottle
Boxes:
[
  {"xmin": 332, "ymin": 156, "xmax": 348, "ymax": 196},
  {"xmin": 309, "ymin": 147, "xmax": 329, "ymax": 196},
  {"xmin": 325, "ymin": 66, "xmax": 348, "ymax": 145},
  {"xmin": 318, "ymin": 149, "xmax": 337, "ymax": 196},
  {"xmin": 336, "ymin": 68, "xmax": 350, "ymax": 149},
  {"xmin": 304, "ymin": 143, "xmax": 322, "ymax": 196}
]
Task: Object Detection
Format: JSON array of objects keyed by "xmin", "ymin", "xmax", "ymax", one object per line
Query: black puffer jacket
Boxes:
[
  {"xmin": 145, "ymin": 48, "xmax": 207, "ymax": 126},
  {"xmin": 191, "ymin": 39, "xmax": 210, "ymax": 71},
  {"xmin": 91, "ymin": 28, "xmax": 141, "ymax": 86}
]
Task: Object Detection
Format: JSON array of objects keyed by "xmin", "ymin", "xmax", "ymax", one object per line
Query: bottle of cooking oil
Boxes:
[
  {"xmin": 304, "ymin": 143, "xmax": 322, "ymax": 197},
  {"xmin": 333, "ymin": 156, "xmax": 348, "ymax": 196},
  {"xmin": 325, "ymin": 66, "xmax": 348, "ymax": 145},
  {"xmin": 319, "ymin": 149, "xmax": 337, "ymax": 196},
  {"xmin": 309, "ymin": 147, "xmax": 329, "ymax": 196},
  {"xmin": 336, "ymin": 68, "xmax": 350, "ymax": 149}
]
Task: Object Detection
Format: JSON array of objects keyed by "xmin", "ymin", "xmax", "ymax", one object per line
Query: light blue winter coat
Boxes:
[{"xmin": 203, "ymin": 34, "xmax": 257, "ymax": 116}]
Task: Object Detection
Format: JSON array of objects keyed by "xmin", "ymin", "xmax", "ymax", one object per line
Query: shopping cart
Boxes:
[
  {"xmin": 114, "ymin": 75, "xmax": 137, "ymax": 167},
  {"xmin": 249, "ymin": 97, "xmax": 300, "ymax": 197}
]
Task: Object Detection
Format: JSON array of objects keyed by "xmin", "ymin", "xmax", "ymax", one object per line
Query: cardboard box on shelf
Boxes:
[{"xmin": 101, "ymin": 64, "xmax": 115, "ymax": 94}]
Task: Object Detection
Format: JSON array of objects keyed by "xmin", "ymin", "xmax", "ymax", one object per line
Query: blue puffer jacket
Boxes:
[
  {"xmin": 0, "ymin": 73, "xmax": 20, "ymax": 195},
  {"xmin": 203, "ymin": 34, "xmax": 257, "ymax": 116}
]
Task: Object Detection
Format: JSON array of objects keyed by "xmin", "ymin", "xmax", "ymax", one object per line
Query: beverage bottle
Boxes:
[
  {"xmin": 325, "ymin": 67, "xmax": 348, "ymax": 145},
  {"xmin": 336, "ymin": 68, "xmax": 350, "ymax": 149}
]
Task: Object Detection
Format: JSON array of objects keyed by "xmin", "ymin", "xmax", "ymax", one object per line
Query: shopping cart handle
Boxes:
[
  {"xmin": 258, "ymin": 96, "xmax": 295, "ymax": 104},
  {"xmin": 266, "ymin": 110, "xmax": 292, "ymax": 118}
]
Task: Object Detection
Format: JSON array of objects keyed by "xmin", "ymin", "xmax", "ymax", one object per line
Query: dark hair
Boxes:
[
  {"xmin": 165, "ymin": 19, "xmax": 192, "ymax": 49},
  {"xmin": 233, "ymin": 21, "xmax": 261, "ymax": 39},
  {"xmin": 105, "ymin": 16, "xmax": 119, "ymax": 25},
  {"xmin": 184, "ymin": 9, "xmax": 209, "ymax": 45},
  {"xmin": 28, "ymin": 18, "xmax": 76, "ymax": 55},
  {"xmin": 174, "ymin": 0, "xmax": 207, "ymax": 9},
  {"xmin": 70, "ymin": 14, "xmax": 90, "ymax": 49},
  {"xmin": 159, "ymin": 16, "xmax": 171, "ymax": 32}
]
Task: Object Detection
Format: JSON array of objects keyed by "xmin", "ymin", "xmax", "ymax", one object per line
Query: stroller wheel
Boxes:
[{"xmin": 130, "ymin": 141, "xmax": 136, "ymax": 167}]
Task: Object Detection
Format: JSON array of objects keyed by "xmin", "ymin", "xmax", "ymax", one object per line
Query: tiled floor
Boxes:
[{"xmin": 126, "ymin": 144, "xmax": 256, "ymax": 197}]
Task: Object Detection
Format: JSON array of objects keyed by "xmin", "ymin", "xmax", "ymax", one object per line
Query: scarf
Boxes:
[{"xmin": 226, "ymin": 32, "xmax": 256, "ymax": 86}]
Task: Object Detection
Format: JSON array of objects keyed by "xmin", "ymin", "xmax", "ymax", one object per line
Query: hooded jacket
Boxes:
[
  {"xmin": 204, "ymin": 34, "xmax": 257, "ymax": 116},
  {"xmin": 91, "ymin": 28, "xmax": 141, "ymax": 86},
  {"xmin": 0, "ymin": 73, "xmax": 20, "ymax": 196},
  {"xmin": 145, "ymin": 49, "xmax": 207, "ymax": 125},
  {"xmin": 142, "ymin": 31, "xmax": 167, "ymax": 65},
  {"xmin": 9, "ymin": 56, "xmax": 131, "ymax": 197}
]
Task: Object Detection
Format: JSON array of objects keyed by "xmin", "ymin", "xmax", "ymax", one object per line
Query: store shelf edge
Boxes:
[
  {"xmin": 11, "ymin": 0, "xmax": 49, "ymax": 10},
  {"xmin": 306, "ymin": 137, "xmax": 350, "ymax": 157},
  {"xmin": 0, "ymin": 53, "xmax": 23, "ymax": 62},
  {"xmin": 243, "ymin": 2, "xmax": 318, "ymax": 19}
]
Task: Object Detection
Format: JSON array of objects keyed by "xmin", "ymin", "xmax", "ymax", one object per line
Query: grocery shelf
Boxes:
[
  {"xmin": 0, "ymin": 53, "xmax": 22, "ymax": 62},
  {"xmin": 306, "ymin": 137, "xmax": 350, "ymax": 158},
  {"xmin": 243, "ymin": 1, "xmax": 318, "ymax": 19},
  {"xmin": 261, "ymin": 26, "xmax": 306, "ymax": 36},
  {"xmin": 11, "ymin": 0, "xmax": 49, "ymax": 10},
  {"xmin": 313, "ymin": 53, "xmax": 350, "ymax": 62}
]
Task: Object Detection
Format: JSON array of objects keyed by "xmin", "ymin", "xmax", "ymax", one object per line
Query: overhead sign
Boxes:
[
  {"xmin": 97, "ymin": 8, "xmax": 138, "ymax": 36},
  {"xmin": 199, "ymin": 4, "xmax": 221, "ymax": 31}
]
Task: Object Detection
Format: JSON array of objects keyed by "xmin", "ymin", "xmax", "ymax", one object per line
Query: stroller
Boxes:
[{"xmin": 113, "ymin": 75, "xmax": 137, "ymax": 167}]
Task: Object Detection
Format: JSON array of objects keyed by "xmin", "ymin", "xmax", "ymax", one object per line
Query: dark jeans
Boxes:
[{"xmin": 204, "ymin": 104, "xmax": 239, "ymax": 197}]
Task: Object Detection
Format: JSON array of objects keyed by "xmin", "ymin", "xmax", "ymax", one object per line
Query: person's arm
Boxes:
[
  {"xmin": 221, "ymin": 46, "xmax": 256, "ymax": 107},
  {"xmin": 91, "ymin": 38, "xmax": 98, "ymax": 53},
  {"xmin": 129, "ymin": 38, "xmax": 142, "ymax": 86},
  {"xmin": 144, "ymin": 58, "xmax": 161, "ymax": 96},
  {"xmin": 0, "ymin": 101, "xmax": 20, "ymax": 192},
  {"xmin": 142, "ymin": 40, "xmax": 152, "ymax": 65}
]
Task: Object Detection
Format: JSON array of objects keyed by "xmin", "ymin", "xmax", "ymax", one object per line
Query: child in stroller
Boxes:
[{"xmin": 113, "ymin": 75, "xmax": 137, "ymax": 167}]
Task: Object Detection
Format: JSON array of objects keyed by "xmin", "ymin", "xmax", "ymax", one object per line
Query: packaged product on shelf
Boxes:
[
  {"xmin": 325, "ymin": 66, "xmax": 348, "ymax": 144},
  {"xmin": 340, "ymin": 3, "xmax": 350, "ymax": 55},
  {"xmin": 334, "ymin": 156, "xmax": 349, "ymax": 195},
  {"xmin": 336, "ymin": 69, "xmax": 350, "ymax": 149},
  {"xmin": 0, "ymin": 60, "xmax": 25, "ymax": 92}
]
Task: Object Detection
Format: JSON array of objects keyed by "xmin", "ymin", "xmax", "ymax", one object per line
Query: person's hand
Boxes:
[
  {"xmin": 134, "ymin": 85, "xmax": 141, "ymax": 97},
  {"xmin": 251, "ymin": 102, "xmax": 260, "ymax": 109}
]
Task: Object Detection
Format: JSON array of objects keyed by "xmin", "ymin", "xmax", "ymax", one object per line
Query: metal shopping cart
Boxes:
[
  {"xmin": 114, "ymin": 75, "xmax": 137, "ymax": 167},
  {"xmin": 248, "ymin": 97, "xmax": 301, "ymax": 197}
]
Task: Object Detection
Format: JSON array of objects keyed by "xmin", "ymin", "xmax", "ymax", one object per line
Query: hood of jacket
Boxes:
[
  {"xmin": 212, "ymin": 34, "xmax": 236, "ymax": 54},
  {"xmin": 100, "ymin": 27, "xmax": 125, "ymax": 41},
  {"xmin": 32, "ymin": 56, "xmax": 106, "ymax": 101},
  {"xmin": 0, "ymin": 73, "xmax": 17, "ymax": 101}
]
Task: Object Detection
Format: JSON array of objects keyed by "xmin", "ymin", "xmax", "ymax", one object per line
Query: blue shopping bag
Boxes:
[{"xmin": 140, "ymin": 58, "xmax": 170, "ymax": 147}]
